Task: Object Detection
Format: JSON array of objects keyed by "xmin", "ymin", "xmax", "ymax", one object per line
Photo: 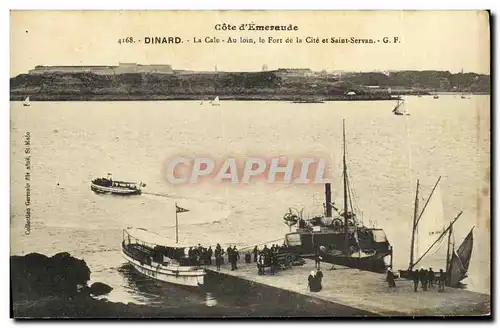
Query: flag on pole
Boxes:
[{"xmin": 176, "ymin": 205, "xmax": 190, "ymax": 213}]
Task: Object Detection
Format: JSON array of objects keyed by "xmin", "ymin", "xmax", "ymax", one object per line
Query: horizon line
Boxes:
[{"xmin": 12, "ymin": 64, "xmax": 490, "ymax": 77}]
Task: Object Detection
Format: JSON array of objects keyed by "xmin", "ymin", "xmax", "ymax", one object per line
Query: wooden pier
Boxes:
[{"xmin": 206, "ymin": 259, "xmax": 490, "ymax": 316}]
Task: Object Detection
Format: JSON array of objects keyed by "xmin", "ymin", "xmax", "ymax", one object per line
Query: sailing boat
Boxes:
[
  {"xmin": 392, "ymin": 98, "xmax": 409, "ymax": 116},
  {"xmin": 400, "ymin": 177, "xmax": 474, "ymax": 287},
  {"xmin": 210, "ymin": 96, "xmax": 220, "ymax": 106},
  {"xmin": 447, "ymin": 227, "xmax": 474, "ymax": 287},
  {"xmin": 23, "ymin": 96, "xmax": 30, "ymax": 107},
  {"xmin": 282, "ymin": 120, "xmax": 393, "ymax": 273}
]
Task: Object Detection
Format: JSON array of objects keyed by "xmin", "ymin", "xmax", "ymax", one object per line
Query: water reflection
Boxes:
[{"xmin": 117, "ymin": 263, "xmax": 208, "ymax": 307}]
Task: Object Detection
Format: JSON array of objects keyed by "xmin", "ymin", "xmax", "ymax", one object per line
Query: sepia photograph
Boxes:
[{"xmin": 9, "ymin": 10, "xmax": 491, "ymax": 318}]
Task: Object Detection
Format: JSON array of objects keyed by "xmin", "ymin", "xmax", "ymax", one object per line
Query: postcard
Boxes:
[{"xmin": 10, "ymin": 10, "xmax": 491, "ymax": 318}]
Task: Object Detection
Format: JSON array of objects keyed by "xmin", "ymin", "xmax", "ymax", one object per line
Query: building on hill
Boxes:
[
  {"xmin": 275, "ymin": 68, "xmax": 313, "ymax": 77},
  {"xmin": 28, "ymin": 63, "xmax": 174, "ymax": 75}
]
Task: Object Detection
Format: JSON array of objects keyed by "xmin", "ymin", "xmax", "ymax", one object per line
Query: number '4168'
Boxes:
[{"xmin": 118, "ymin": 37, "xmax": 135, "ymax": 44}]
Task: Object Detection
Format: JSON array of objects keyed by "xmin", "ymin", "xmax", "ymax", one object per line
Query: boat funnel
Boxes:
[{"xmin": 325, "ymin": 183, "xmax": 332, "ymax": 217}]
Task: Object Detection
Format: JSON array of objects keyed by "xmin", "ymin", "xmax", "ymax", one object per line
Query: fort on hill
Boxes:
[{"xmin": 28, "ymin": 62, "xmax": 174, "ymax": 75}]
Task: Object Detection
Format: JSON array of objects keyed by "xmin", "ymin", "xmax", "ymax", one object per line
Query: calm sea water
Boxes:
[{"xmin": 10, "ymin": 96, "xmax": 490, "ymax": 306}]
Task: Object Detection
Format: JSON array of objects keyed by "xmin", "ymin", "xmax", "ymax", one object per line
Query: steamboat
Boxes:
[
  {"xmin": 282, "ymin": 120, "xmax": 393, "ymax": 273},
  {"xmin": 91, "ymin": 173, "xmax": 144, "ymax": 195}
]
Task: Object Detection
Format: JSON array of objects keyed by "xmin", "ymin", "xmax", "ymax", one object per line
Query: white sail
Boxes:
[
  {"xmin": 210, "ymin": 96, "xmax": 220, "ymax": 106},
  {"xmin": 23, "ymin": 96, "xmax": 30, "ymax": 106},
  {"xmin": 414, "ymin": 182, "xmax": 447, "ymax": 268}
]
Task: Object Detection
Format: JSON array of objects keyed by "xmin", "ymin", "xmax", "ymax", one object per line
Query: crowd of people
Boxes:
[
  {"xmin": 410, "ymin": 267, "xmax": 447, "ymax": 292},
  {"xmin": 386, "ymin": 267, "xmax": 447, "ymax": 292},
  {"xmin": 251, "ymin": 244, "xmax": 291, "ymax": 275}
]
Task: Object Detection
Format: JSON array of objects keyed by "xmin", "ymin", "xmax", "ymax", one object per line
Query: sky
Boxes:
[{"xmin": 10, "ymin": 10, "xmax": 490, "ymax": 76}]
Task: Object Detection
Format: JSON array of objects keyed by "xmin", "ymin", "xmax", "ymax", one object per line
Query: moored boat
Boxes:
[
  {"xmin": 282, "ymin": 120, "xmax": 393, "ymax": 273},
  {"xmin": 91, "ymin": 173, "xmax": 144, "ymax": 195},
  {"xmin": 210, "ymin": 96, "xmax": 220, "ymax": 106},
  {"xmin": 392, "ymin": 98, "xmax": 409, "ymax": 116},
  {"xmin": 122, "ymin": 227, "xmax": 205, "ymax": 287},
  {"xmin": 398, "ymin": 177, "xmax": 474, "ymax": 287}
]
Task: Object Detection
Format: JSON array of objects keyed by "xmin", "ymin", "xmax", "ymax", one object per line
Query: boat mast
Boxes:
[
  {"xmin": 446, "ymin": 221, "xmax": 454, "ymax": 275},
  {"xmin": 415, "ymin": 176, "xmax": 442, "ymax": 227},
  {"xmin": 175, "ymin": 202, "xmax": 179, "ymax": 243},
  {"xmin": 409, "ymin": 179, "xmax": 420, "ymax": 270},
  {"xmin": 342, "ymin": 119, "xmax": 349, "ymax": 253}
]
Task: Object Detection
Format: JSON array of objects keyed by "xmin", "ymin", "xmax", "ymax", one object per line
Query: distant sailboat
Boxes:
[
  {"xmin": 23, "ymin": 96, "xmax": 30, "ymax": 107},
  {"xmin": 433, "ymin": 95, "xmax": 439, "ymax": 99},
  {"xmin": 210, "ymin": 96, "xmax": 220, "ymax": 106},
  {"xmin": 392, "ymin": 98, "xmax": 409, "ymax": 116}
]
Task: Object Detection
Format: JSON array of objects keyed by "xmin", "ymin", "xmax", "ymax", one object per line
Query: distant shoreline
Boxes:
[
  {"xmin": 10, "ymin": 95, "xmax": 401, "ymax": 102},
  {"xmin": 10, "ymin": 69, "xmax": 490, "ymax": 102},
  {"xmin": 10, "ymin": 92, "xmax": 491, "ymax": 102}
]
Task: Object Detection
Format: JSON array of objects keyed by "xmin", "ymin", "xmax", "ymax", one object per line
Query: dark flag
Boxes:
[{"xmin": 176, "ymin": 205, "xmax": 190, "ymax": 213}]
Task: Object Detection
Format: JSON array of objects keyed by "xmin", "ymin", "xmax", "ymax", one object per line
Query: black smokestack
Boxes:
[{"xmin": 325, "ymin": 183, "xmax": 332, "ymax": 217}]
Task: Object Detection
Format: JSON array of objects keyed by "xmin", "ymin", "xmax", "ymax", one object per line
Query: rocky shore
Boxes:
[{"xmin": 11, "ymin": 252, "xmax": 366, "ymax": 318}]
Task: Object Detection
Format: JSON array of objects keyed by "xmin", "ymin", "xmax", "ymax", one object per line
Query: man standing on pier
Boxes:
[
  {"xmin": 438, "ymin": 269, "xmax": 446, "ymax": 292},
  {"xmin": 227, "ymin": 245, "xmax": 232, "ymax": 265},
  {"xmin": 215, "ymin": 248, "xmax": 222, "ymax": 271},
  {"xmin": 428, "ymin": 268, "xmax": 435, "ymax": 288},
  {"xmin": 412, "ymin": 269, "xmax": 420, "ymax": 292},
  {"xmin": 232, "ymin": 246, "xmax": 240, "ymax": 270},
  {"xmin": 386, "ymin": 269, "xmax": 396, "ymax": 288},
  {"xmin": 253, "ymin": 246, "xmax": 258, "ymax": 262},
  {"xmin": 314, "ymin": 248, "xmax": 321, "ymax": 270},
  {"xmin": 420, "ymin": 268, "xmax": 428, "ymax": 291}
]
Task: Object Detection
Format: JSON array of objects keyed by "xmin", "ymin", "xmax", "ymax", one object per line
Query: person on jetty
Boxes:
[
  {"xmin": 230, "ymin": 246, "xmax": 240, "ymax": 271},
  {"xmin": 308, "ymin": 269, "xmax": 323, "ymax": 292},
  {"xmin": 420, "ymin": 268, "xmax": 428, "ymax": 291},
  {"xmin": 438, "ymin": 269, "xmax": 446, "ymax": 292},
  {"xmin": 244, "ymin": 251, "xmax": 252, "ymax": 263},
  {"xmin": 412, "ymin": 269, "xmax": 420, "ymax": 292},
  {"xmin": 207, "ymin": 246, "xmax": 213, "ymax": 265},
  {"xmin": 258, "ymin": 253, "xmax": 266, "ymax": 275},
  {"xmin": 428, "ymin": 268, "xmax": 435, "ymax": 288},
  {"xmin": 316, "ymin": 268, "xmax": 323, "ymax": 290},
  {"xmin": 252, "ymin": 246, "xmax": 258, "ymax": 262},
  {"xmin": 308, "ymin": 270, "xmax": 316, "ymax": 292},
  {"xmin": 215, "ymin": 251, "xmax": 222, "ymax": 271},
  {"xmin": 262, "ymin": 245, "xmax": 270, "ymax": 257},
  {"xmin": 386, "ymin": 269, "xmax": 396, "ymax": 288},
  {"xmin": 314, "ymin": 248, "xmax": 322, "ymax": 270},
  {"xmin": 214, "ymin": 245, "xmax": 224, "ymax": 272}
]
